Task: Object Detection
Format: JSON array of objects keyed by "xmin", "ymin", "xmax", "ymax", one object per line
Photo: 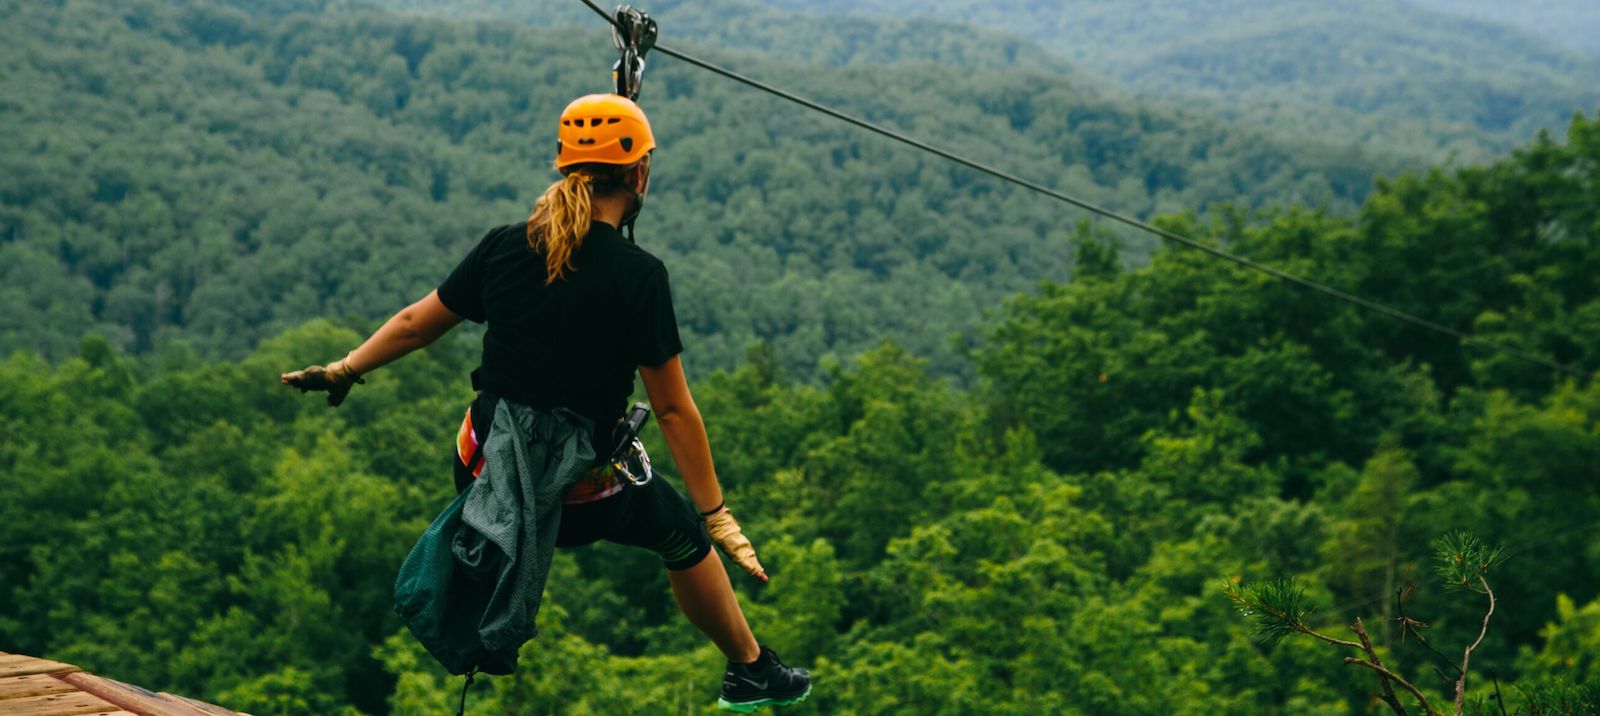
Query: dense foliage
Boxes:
[
  {"xmin": 375, "ymin": 0, "xmax": 1075, "ymax": 75},
  {"xmin": 4, "ymin": 1, "xmax": 1598, "ymax": 714},
  {"xmin": 2, "ymin": 0, "xmax": 1411, "ymax": 377},
  {"xmin": 3, "ymin": 97, "xmax": 1596, "ymax": 714}
]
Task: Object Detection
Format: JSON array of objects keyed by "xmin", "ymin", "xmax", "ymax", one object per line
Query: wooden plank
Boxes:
[
  {"xmin": 0, "ymin": 653, "xmax": 80, "ymax": 678},
  {"xmin": 0, "ymin": 673, "xmax": 78, "ymax": 699},
  {"xmin": 59, "ymin": 673, "xmax": 237, "ymax": 716},
  {"xmin": 0, "ymin": 691, "xmax": 120, "ymax": 715},
  {"xmin": 165, "ymin": 693, "xmax": 242, "ymax": 715}
]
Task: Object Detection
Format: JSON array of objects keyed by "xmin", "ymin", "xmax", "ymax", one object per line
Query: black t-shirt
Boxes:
[{"xmin": 437, "ymin": 221, "xmax": 683, "ymax": 455}]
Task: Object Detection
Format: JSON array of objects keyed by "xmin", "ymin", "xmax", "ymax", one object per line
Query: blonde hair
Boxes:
[
  {"xmin": 527, "ymin": 163, "xmax": 641, "ymax": 284},
  {"xmin": 526, "ymin": 171, "xmax": 588, "ymax": 284}
]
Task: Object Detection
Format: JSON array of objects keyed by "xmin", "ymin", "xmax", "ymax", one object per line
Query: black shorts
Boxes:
[{"xmin": 453, "ymin": 448, "xmax": 712, "ymax": 571}]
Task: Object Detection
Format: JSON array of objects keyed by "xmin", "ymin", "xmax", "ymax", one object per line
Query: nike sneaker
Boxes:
[{"xmin": 717, "ymin": 645, "xmax": 812, "ymax": 713}]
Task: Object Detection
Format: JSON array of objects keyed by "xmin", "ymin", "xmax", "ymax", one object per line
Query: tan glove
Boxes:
[
  {"xmin": 703, "ymin": 504, "xmax": 767, "ymax": 582},
  {"xmin": 280, "ymin": 356, "xmax": 364, "ymax": 407}
]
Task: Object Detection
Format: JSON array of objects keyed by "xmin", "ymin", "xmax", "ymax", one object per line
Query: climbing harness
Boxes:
[
  {"xmin": 610, "ymin": 5, "xmax": 656, "ymax": 101},
  {"xmin": 609, "ymin": 401, "xmax": 655, "ymax": 486}
]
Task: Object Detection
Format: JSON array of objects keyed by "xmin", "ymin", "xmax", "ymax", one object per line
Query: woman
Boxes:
[{"xmin": 282, "ymin": 94, "xmax": 810, "ymax": 713}]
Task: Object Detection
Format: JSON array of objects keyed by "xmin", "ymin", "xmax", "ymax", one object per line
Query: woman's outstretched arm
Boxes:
[
  {"xmin": 281, "ymin": 290, "xmax": 463, "ymax": 405},
  {"xmin": 342, "ymin": 289, "xmax": 464, "ymax": 374}
]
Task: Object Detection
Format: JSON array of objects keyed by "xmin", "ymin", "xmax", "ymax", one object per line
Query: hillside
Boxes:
[
  {"xmin": 749, "ymin": 0, "xmax": 1600, "ymax": 153},
  {"xmin": 3, "ymin": 110, "xmax": 1594, "ymax": 716},
  {"xmin": 0, "ymin": 0, "xmax": 1393, "ymax": 376},
  {"xmin": 371, "ymin": 0, "xmax": 1077, "ymax": 74},
  {"xmin": 4, "ymin": 2, "xmax": 1598, "ymax": 714},
  {"xmin": 1408, "ymin": 0, "xmax": 1600, "ymax": 54}
]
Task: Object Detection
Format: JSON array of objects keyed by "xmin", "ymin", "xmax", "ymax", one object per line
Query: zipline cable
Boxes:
[{"xmin": 574, "ymin": 0, "xmax": 1585, "ymax": 378}]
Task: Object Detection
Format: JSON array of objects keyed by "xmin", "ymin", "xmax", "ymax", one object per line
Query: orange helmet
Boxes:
[{"xmin": 556, "ymin": 94, "xmax": 655, "ymax": 169}]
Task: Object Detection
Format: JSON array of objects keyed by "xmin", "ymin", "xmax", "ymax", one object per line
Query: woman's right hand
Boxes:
[
  {"xmin": 280, "ymin": 290, "xmax": 462, "ymax": 408},
  {"xmin": 281, "ymin": 359, "xmax": 363, "ymax": 407}
]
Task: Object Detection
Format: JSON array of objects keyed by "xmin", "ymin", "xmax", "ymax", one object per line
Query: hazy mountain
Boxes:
[
  {"xmin": 367, "ymin": 0, "xmax": 1076, "ymax": 73},
  {"xmin": 370, "ymin": 0, "xmax": 1599, "ymax": 162},
  {"xmin": 1, "ymin": 0, "xmax": 1391, "ymax": 372},
  {"xmin": 748, "ymin": 0, "xmax": 1600, "ymax": 150},
  {"xmin": 1406, "ymin": 0, "xmax": 1600, "ymax": 54}
]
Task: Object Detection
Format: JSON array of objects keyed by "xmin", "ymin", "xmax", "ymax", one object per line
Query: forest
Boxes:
[
  {"xmin": 0, "ymin": 0, "xmax": 1399, "ymax": 378},
  {"xmin": 741, "ymin": 0, "xmax": 1600, "ymax": 158},
  {"xmin": 2, "ymin": 0, "xmax": 1598, "ymax": 714},
  {"xmin": 1407, "ymin": 0, "xmax": 1600, "ymax": 55}
]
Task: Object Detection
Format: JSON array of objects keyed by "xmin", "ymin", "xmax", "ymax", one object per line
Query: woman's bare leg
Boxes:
[{"xmin": 668, "ymin": 551, "xmax": 761, "ymax": 663}]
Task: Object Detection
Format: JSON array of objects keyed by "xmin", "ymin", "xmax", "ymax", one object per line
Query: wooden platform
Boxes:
[{"xmin": 0, "ymin": 652, "xmax": 246, "ymax": 716}]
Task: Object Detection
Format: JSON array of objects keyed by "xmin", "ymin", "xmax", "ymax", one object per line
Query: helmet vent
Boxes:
[
  {"xmin": 620, "ymin": 137, "xmax": 634, "ymax": 152},
  {"xmin": 579, "ymin": 138, "xmax": 597, "ymax": 145},
  {"xmin": 607, "ymin": 118, "xmax": 620, "ymax": 124}
]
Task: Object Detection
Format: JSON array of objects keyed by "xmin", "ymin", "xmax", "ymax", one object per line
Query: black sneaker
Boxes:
[{"xmin": 717, "ymin": 645, "xmax": 812, "ymax": 713}]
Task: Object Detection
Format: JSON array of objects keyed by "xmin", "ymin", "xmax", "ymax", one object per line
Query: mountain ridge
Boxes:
[
  {"xmin": 1, "ymin": 0, "xmax": 1393, "ymax": 376},
  {"xmin": 742, "ymin": 0, "xmax": 1600, "ymax": 153},
  {"xmin": 1405, "ymin": 0, "xmax": 1600, "ymax": 54}
]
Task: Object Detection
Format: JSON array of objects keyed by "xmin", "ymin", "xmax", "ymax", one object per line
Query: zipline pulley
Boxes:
[{"xmin": 610, "ymin": 5, "xmax": 657, "ymax": 101}]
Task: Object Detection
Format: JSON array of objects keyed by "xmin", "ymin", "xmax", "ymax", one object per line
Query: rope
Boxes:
[
  {"xmin": 456, "ymin": 667, "xmax": 477, "ymax": 716},
  {"xmin": 572, "ymin": 0, "xmax": 1585, "ymax": 378}
]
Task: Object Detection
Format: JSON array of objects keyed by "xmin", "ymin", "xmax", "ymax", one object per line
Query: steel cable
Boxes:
[{"xmin": 574, "ymin": 0, "xmax": 1585, "ymax": 378}]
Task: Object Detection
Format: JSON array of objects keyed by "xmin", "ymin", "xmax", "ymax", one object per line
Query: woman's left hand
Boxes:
[{"xmin": 703, "ymin": 505, "xmax": 767, "ymax": 582}]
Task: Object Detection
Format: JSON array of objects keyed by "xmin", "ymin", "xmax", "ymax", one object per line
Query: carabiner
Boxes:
[
  {"xmin": 612, "ymin": 438, "xmax": 654, "ymax": 486},
  {"xmin": 610, "ymin": 5, "xmax": 657, "ymax": 101}
]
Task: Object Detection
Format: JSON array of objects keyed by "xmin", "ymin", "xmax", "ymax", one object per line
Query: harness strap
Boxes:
[{"xmin": 458, "ymin": 403, "xmax": 625, "ymax": 502}]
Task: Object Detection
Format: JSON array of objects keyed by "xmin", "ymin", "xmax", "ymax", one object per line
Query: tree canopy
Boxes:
[
  {"xmin": 2, "ymin": 0, "xmax": 1402, "ymax": 376},
  {"xmin": 741, "ymin": 0, "xmax": 1600, "ymax": 158},
  {"xmin": 3, "ymin": 107, "xmax": 1596, "ymax": 716},
  {"xmin": 2, "ymin": 1, "xmax": 1597, "ymax": 713}
]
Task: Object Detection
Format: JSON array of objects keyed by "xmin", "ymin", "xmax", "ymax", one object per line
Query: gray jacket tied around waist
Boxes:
[{"xmin": 393, "ymin": 398, "xmax": 595, "ymax": 675}]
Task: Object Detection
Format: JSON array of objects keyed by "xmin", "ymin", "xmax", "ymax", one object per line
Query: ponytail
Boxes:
[
  {"xmin": 527, "ymin": 164, "xmax": 635, "ymax": 284},
  {"xmin": 528, "ymin": 171, "xmax": 593, "ymax": 284}
]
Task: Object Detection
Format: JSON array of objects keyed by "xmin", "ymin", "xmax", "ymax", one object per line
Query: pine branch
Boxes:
[
  {"xmin": 1353, "ymin": 617, "xmax": 1410, "ymax": 716},
  {"xmin": 1434, "ymin": 532, "xmax": 1504, "ymax": 593},
  {"xmin": 1225, "ymin": 577, "xmax": 1361, "ymax": 649},
  {"xmin": 1454, "ymin": 575, "xmax": 1496, "ymax": 714},
  {"xmin": 1344, "ymin": 657, "xmax": 1439, "ymax": 716},
  {"xmin": 1490, "ymin": 672, "xmax": 1508, "ymax": 716},
  {"xmin": 1395, "ymin": 590, "xmax": 1461, "ymax": 679}
]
